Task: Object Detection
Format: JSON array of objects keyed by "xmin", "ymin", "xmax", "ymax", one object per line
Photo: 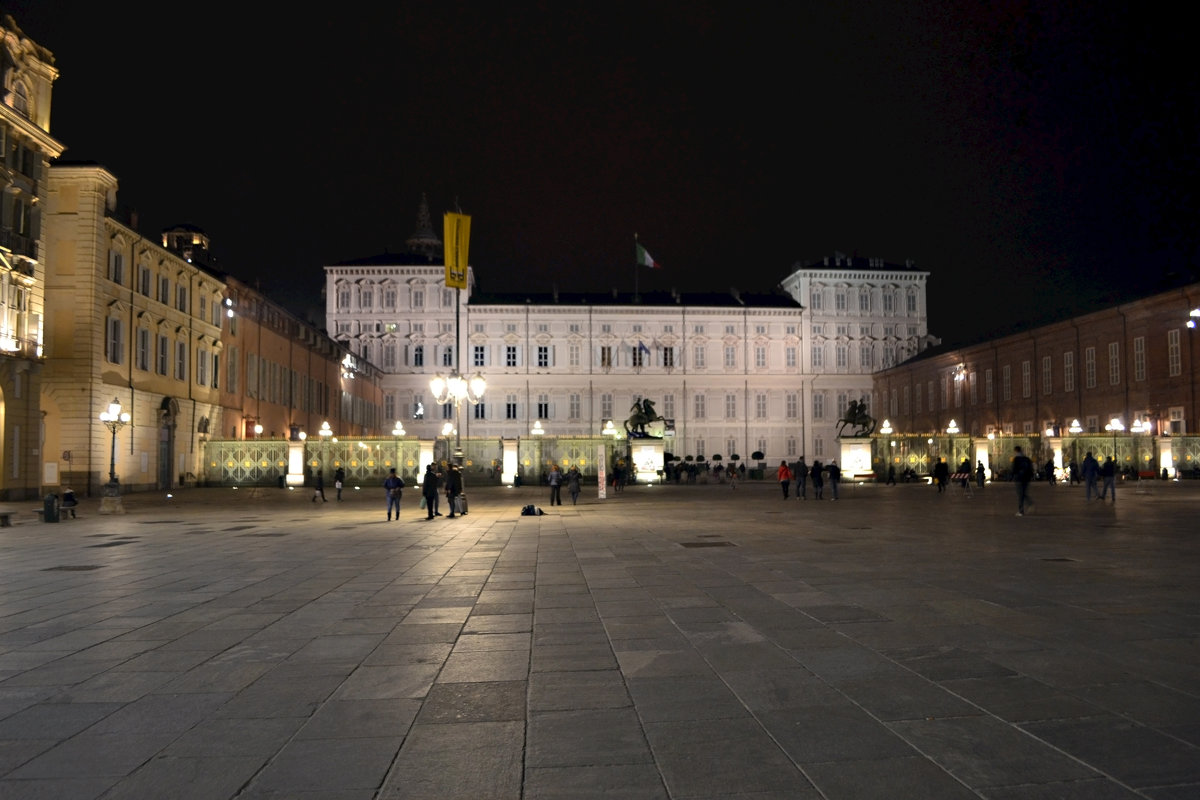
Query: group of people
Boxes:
[
  {"xmin": 546, "ymin": 463, "xmax": 583, "ymax": 505},
  {"xmin": 312, "ymin": 463, "xmax": 470, "ymax": 521},
  {"xmin": 776, "ymin": 458, "xmax": 842, "ymax": 500}
]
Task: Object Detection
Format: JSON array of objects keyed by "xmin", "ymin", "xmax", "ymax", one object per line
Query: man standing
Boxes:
[
  {"xmin": 1081, "ymin": 451, "xmax": 1100, "ymax": 501},
  {"xmin": 421, "ymin": 464, "xmax": 439, "ymax": 520},
  {"xmin": 827, "ymin": 460, "xmax": 841, "ymax": 500},
  {"xmin": 933, "ymin": 458, "xmax": 950, "ymax": 493},
  {"xmin": 548, "ymin": 464, "xmax": 563, "ymax": 506},
  {"xmin": 1100, "ymin": 456, "xmax": 1117, "ymax": 504},
  {"xmin": 795, "ymin": 457, "xmax": 809, "ymax": 500},
  {"xmin": 1012, "ymin": 446, "xmax": 1035, "ymax": 516},
  {"xmin": 445, "ymin": 464, "xmax": 463, "ymax": 518},
  {"xmin": 384, "ymin": 468, "xmax": 404, "ymax": 521}
]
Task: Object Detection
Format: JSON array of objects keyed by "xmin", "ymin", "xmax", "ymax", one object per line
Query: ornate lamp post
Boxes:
[
  {"xmin": 391, "ymin": 420, "xmax": 406, "ymax": 470},
  {"xmin": 98, "ymin": 397, "xmax": 131, "ymax": 514},
  {"xmin": 318, "ymin": 421, "xmax": 333, "ymax": 478},
  {"xmin": 1104, "ymin": 417, "xmax": 1124, "ymax": 465},
  {"xmin": 430, "ymin": 373, "xmax": 485, "ymax": 465},
  {"xmin": 946, "ymin": 418, "xmax": 959, "ymax": 468}
]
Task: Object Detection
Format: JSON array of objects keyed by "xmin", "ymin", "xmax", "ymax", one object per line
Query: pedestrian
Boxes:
[
  {"xmin": 1081, "ymin": 451, "xmax": 1100, "ymax": 501},
  {"xmin": 932, "ymin": 458, "xmax": 949, "ymax": 493},
  {"xmin": 566, "ymin": 465, "xmax": 581, "ymax": 505},
  {"xmin": 1068, "ymin": 459, "xmax": 1080, "ymax": 485},
  {"xmin": 334, "ymin": 466, "xmax": 346, "ymax": 500},
  {"xmin": 811, "ymin": 460, "xmax": 824, "ymax": 500},
  {"xmin": 776, "ymin": 460, "xmax": 792, "ymax": 499},
  {"xmin": 383, "ymin": 468, "xmax": 404, "ymax": 521},
  {"xmin": 1044, "ymin": 459, "xmax": 1056, "ymax": 485},
  {"xmin": 958, "ymin": 458, "xmax": 972, "ymax": 488},
  {"xmin": 795, "ymin": 457, "xmax": 809, "ymax": 499},
  {"xmin": 1100, "ymin": 456, "xmax": 1117, "ymax": 504},
  {"xmin": 313, "ymin": 470, "xmax": 327, "ymax": 502},
  {"xmin": 1012, "ymin": 445, "xmax": 1035, "ymax": 516},
  {"xmin": 421, "ymin": 464, "xmax": 439, "ymax": 520},
  {"xmin": 827, "ymin": 459, "xmax": 841, "ymax": 500},
  {"xmin": 727, "ymin": 464, "xmax": 738, "ymax": 489},
  {"xmin": 445, "ymin": 464, "xmax": 463, "ymax": 518},
  {"xmin": 886, "ymin": 464, "xmax": 896, "ymax": 486},
  {"xmin": 975, "ymin": 461, "xmax": 986, "ymax": 489},
  {"xmin": 548, "ymin": 463, "xmax": 563, "ymax": 506}
]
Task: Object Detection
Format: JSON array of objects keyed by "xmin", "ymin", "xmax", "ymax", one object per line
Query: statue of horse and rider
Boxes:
[
  {"xmin": 836, "ymin": 397, "xmax": 876, "ymax": 438},
  {"xmin": 625, "ymin": 398, "xmax": 664, "ymax": 438}
]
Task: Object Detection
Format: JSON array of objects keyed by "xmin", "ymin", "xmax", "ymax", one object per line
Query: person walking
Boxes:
[
  {"xmin": 932, "ymin": 458, "xmax": 949, "ymax": 494},
  {"xmin": 795, "ymin": 457, "xmax": 809, "ymax": 499},
  {"xmin": 383, "ymin": 468, "xmax": 404, "ymax": 521},
  {"xmin": 1099, "ymin": 456, "xmax": 1117, "ymax": 504},
  {"xmin": 548, "ymin": 463, "xmax": 563, "ymax": 506},
  {"xmin": 421, "ymin": 464, "xmax": 439, "ymax": 520},
  {"xmin": 1012, "ymin": 445, "xmax": 1035, "ymax": 516},
  {"xmin": 811, "ymin": 460, "xmax": 824, "ymax": 500},
  {"xmin": 776, "ymin": 460, "xmax": 793, "ymax": 499},
  {"xmin": 727, "ymin": 464, "xmax": 738, "ymax": 489},
  {"xmin": 445, "ymin": 464, "xmax": 463, "ymax": 518},
  {"xmin": 566, "ymin": 465, "xmax": 581, "ymax": 505},
  {"xmin": 886, "ymin": 464, "xmax": 897, "ymax": 486},
  {"xmin": 827, "ymin": 460, "xmax": 841, "ymax": 500},
  {"xmin": 312, "ymin": 470, "xmax": 327, "ymax": 502},
  {"xmin": 334, "ymin": 466, "xmax": 346, "ymax": 500},
  {"xmin": 1081, "ymin": 451, "xmax": 1100, "ymax": 501}
]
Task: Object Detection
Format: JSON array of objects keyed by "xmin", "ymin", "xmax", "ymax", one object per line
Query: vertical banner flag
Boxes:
[
  {"xmin": 635, "ymin": 241, "xmax": 661, "ymax": 269},
  {"xmin": 444, "ymin": 213, "xmax": 471, "ymax": 290}
]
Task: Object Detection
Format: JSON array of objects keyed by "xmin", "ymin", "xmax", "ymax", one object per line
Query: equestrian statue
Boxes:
[
  {"xmin": 625, "ymin": 398, "xmax": 664, "ymax": 438},
  {"xmin": 836, "ymin": 397, "xmax": 876, "ymax": 438}
]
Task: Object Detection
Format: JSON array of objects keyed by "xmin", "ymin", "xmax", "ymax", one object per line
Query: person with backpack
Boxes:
[{"xmin": 1012, "ymin": 445, "xmax": 1035, "ymax": 516}]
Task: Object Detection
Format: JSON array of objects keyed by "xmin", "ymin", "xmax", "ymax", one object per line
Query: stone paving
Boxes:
[{"xmin": 0, "ymin": 476, "xmax": 1197, "ymax": 799}]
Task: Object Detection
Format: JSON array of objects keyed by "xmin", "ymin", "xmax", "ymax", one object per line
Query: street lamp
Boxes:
[
  {"xmin": 946, "ymin": 419, "xmax": 959, "ymax": 468},
  {"xmin": 318, "ymin": 421, "xmax": 333, "ymax": 476},
  {"xmin": 430, "ymin": 372, "xmax": 485, "ymax": 465},
  {"xmin": 98, "ymin": 397, "xmax": 131, "ymax": 514},
  {"xmin": 1131, "ymin": 417, "xmax": 1149, "ymax": 478},
  {"xmin": 1104, "ymin": 417, "xmax": 1124, "ymax": 463},
  {"xmin": 391, "ymin": 420, "xmax": 405, "ymax": 470}
]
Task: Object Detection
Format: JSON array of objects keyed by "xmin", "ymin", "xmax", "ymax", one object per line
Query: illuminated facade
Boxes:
[{"xmin": 0, "ymin": 17, "xmax": 64, "ymax": 498}]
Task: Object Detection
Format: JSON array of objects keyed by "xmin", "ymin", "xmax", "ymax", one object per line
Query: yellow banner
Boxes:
[{"xmin": 443, "ymin": 213, "xmax": 470, "ymax": 290}]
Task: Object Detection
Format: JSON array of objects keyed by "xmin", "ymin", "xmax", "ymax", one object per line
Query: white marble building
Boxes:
[{"xmin": 325, "ymin": 204, "xmax": 935, "ymax": 465}]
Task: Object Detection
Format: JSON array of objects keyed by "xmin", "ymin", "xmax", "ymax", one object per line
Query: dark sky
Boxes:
[{"xmin": 9, "ymin": 2, "xmax": 1197, "ymax": 342}]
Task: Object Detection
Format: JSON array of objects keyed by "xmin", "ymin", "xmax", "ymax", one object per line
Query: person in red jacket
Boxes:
[{"xmin": 776, "ymin": 460, "xmax": 793, "ymax": 499}]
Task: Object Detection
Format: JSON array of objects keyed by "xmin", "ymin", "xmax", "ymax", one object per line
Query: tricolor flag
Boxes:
[{"xmin": 635, "ymin": 242, "xmax": 661, "ymax": 269}]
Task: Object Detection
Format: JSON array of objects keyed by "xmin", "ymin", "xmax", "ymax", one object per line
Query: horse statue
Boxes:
[
  {"xmin": 625, "ymin": 398, "xmax": 664, "ymax": 438},
  {"xmin": 835, "ymin": 397, "xmax": 876, "ymax": 438}
]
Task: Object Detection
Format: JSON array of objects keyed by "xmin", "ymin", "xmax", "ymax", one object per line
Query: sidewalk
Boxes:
[{"xmin": 0, "ymin": 479, "xmax": 1197, "ymax": 798}]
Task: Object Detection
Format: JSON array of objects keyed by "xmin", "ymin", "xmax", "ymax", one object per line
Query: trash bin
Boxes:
[{"xmin": 43, "ymin": 493, "xmax": 60, "ymax": 523}]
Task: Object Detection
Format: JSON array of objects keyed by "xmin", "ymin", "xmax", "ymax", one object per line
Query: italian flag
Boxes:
[{"xmin": 636, "ymin": 242, "xmax": 661, "ymax": 269}]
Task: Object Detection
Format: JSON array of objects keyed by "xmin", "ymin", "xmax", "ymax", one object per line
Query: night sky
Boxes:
[{"xmin": 9, "ymin": 2, "xmax": 1197, "ymax": 343}]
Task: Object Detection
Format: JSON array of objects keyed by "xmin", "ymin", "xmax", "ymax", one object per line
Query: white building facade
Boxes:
[{"xmin": 326, "ymin": 215, "xmax": 934, "ymax": 466}]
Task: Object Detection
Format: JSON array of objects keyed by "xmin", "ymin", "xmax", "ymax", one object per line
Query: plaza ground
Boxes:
[{"xmin": 0, "ymin": 477, "xmax": 1197, "ymax": 799}]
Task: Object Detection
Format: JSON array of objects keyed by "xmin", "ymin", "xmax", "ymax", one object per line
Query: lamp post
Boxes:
[
  {"xmin": 879, "ymin": 419, "xmax": 894, "ymax": 478},
  {"xmin": 1130, "ymin": 417, "xmax": 1149, "ymax": 479},
  {"xmin": 1104, "ymin": 417, "xmax": 1124, "ymax": 465},
  {"xmin": 946, "ymin": 419, "xmax": 959, "ymax": 469},
  {"xmin": 98, "ymin": 397, "xmax": 131, "ymax": 514},
  {"xmin": 391, "ymin": 420, "xmax": 405, "ymax": 471},
  {"xmin": 318, "ymin": 421, "xmax": 333, "ymax": 479},
  {"xmin": 1068, "ymin": 419, "xmax": 1082, "ymax": 478},
  {"xmin": 430, "ymin": 373, "xmax": 485, "ymax": 465}
]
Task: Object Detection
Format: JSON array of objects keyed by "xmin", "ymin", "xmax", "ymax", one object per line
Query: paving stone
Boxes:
[
  {"xmin": 377, "ymin": 721, "xmax": 523, "ymax": 799},
  {"xmin": 417, "ymin": 681, "xmax": 525, "ymax": 723},
  {"xmin": 527, "ymin": 708, "xmax": 653, "ymax": 768}
]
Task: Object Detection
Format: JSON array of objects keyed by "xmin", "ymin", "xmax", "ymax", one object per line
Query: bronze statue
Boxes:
[
  {"xmin": 836, "ymin": 396, "xmax": 876, "ymax": 437},
  {"xmin": 625, "ymin": 398, "xmax": 663, "ymax": 438}
]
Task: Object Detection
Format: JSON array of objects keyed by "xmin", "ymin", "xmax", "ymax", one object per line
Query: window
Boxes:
[
  {"xmin": 694, "ymin": 393, "xmax": 706, "ymax": 419},
  {"xmin": 106, "ymin": 317, "xmax": 123, "ymax": 364},
  {"xmin": 663, "ymin": 347, "xmax": 675, "ymax": 368},
  {"xmin": 631, "ymin": 345, "xmax": 644, "ymax": 368},
  {"xmin": 835, "ymin": 293, "xmax": 847, "ymax": 311},
  {"xmin": 384, "ymin": 288, "xmax": 397, "ymax": 308},
  {"xmin": 443, "ymin": 289, "xmax": 454, "ymax": 308},
  {"xmin": 1168, "ymin": 330, "xmax": 1181, "ymax": 377},
  {"xmin": 693, "ymin": 325, "xmax": 704, "ymax": 335},
  {"xmin": 211, "ymin": 353, "xmax": 220, "ymax": 389},
  {"xmin": 197, "ymin": 348, "xmax": 208, "ymax": 386},
  {"xmin": 663, "ymin": 394, "xmax": 674, "ymax": 418},
  {"xmin": 811, "ymin": 344, "xmax": 824, "ymax": 369},
  {"xmin": 785, "ymin": 346, "xmax": 796, "ymax": 368},
  {"xmin": 1063, "ymin": 352, "xmax": 1075, "ymax": 393},
  {"xmin": 1002, "ymin": 365, "xmax": 1011, "ymax": 401},
  {"xmin": 442, "ymin": 402, "xmax": 453, "ymax": 420},
  {"xmin": 601, "ymin": 393, "xmax": 612, "ymax": 419},
  {"xmin": 725, "ymin": 325, "xmax": 736, "ymax": 335},
  {"xmin": 136, "ymin": 329, "xmax": 150, "ymax": 370},
  {"xmin": 537, "ymin": 346, "xmax": 550, "ymax": 368},
  {"xmin": 473, "ymin": 402, "xmax": 486, "ymax": 420},
  {"xmin": 413, "ymin": 396, "xmax": 425, "ymax": 419},
  {"xmin": 442, "ymin": 347, "xmax": 454, "ymax": 367},
  {"xmin": 506, "ymin": 394, "xmax": 517, "ymax": 420},
  {"xmin": 138, "ymin": 265, "xmax": 151, "ymax": 296},
  {"xmin": 810, "ymin": 290, "xmax": 823, "ymax": 310},
  {"xmin": 1021, "ymin": 361, "xmax": 1031, "ymax": 398},
  {"xmin": 1085, "ymin": 347, "xmax": 1096, "ymax": 388},
  {"xmin": 361, "ymin": 289, "xmax": 373, "ymax": 310},
  {"xmin": 724, "ymin": 346, "xmax": 736, "ymax": 368},
  {"xmin": 984, "ymin": 368, "xmax": 993, "ymax": 404},
  {"xmin": 569, "ymin": 394, "xmax": 580, "ymax": 419},
  {"xmin": 600, "ymin": 346, "xmax": 612, "ymax": 368},
  {"xmin": 883, "ymin": 293, "xmax": 894, "ymax": 313},
  {"xmin": 836, "ymin": 345, "xmax": 848, "ymax": 368},
  {"xmin": 412, "ymin": 289, "xmax": 424, "ymax": 308},
  {"xmin": 860, "ymin": 347, "xmax": 873, "ymax": 368},
  {"xmin": 175, "ymin": 341, "xmax": 187, "ymax": 380},
  {"xmin": 725, "ymin": 393, "xmax": 737, "ymax": 418},
  {"xmin": 786, "ymin": 436, "xmax": 797, "ymax": 457},
  {"xmin": 754, "ymin": 346, "xmax": 766, "ymax": 368},
  {"xmin": 1133, "ymin": 336, "xmax": 1145, "ymax": 382},
  {"xmin": 507, "ymin": 345, "xmax": 518, "ymax": 367},
  {"xmin": 176, "ymin": 284, "xmax": 188, "ymax": 312},
  {"xmin": 384, "ymin": 394, "xmax": 396, "ymax": 420},
  {"xmin": 755, "ymin": 393, "xmax": 767, "ymax": 419},
  {"xmin": 915, "ymin": 382, "xmax": 922, "ymax": 413},
  {"xmin": 537, "ymin": 394, "xmax": 549, "ymax": 419},
  {"xmin": 157, "ymin": 335, "xmax": 170, "ymax": 375},
  {"xmin": 1042, "ymin": 356, "xmax": 1052, "ymax": 395},
  {"xmin": 474, "ymin": 345, "xmax": 486, "ymax": 367},
  {"xmin": 813, "ymin": 393, "xmax": 825, "ymax": 420},
  {"xmin": 907, "ymin": 294, "xmax": 917, "ymax": 314},
  {"xmin": 1108, "ymin": 342, "xmax": 1120, "ymax": 385},
  {"xmin": 383, "ymin": 343, "xmax": 397, "ymax": 369},
  {"xmin": 569, "ymin": 344, "xmax": 581, "ymax": 367},
  {"xmin": 859, "ymin": 292, "xmax": 870, "ymax": 312},
  {"xmin": 108, "ymin": 251, "xmax": 124, "ymax": 284},
  {"xmin": 413, "ymin": 346, "xmax": 424, "ymax": 367},
  {"xmin": 785, "ymin": 393, "xmax": 798, "ymax": 419},
  {"xmin": 695, "ymin": 439, "xmax": 705, "ymax": 459},
  {"xmin": 693, "ymin": 346, "xmax": 705, "ymax": 369}
]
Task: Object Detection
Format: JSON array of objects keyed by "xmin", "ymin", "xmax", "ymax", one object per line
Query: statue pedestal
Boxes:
[
  {"xmin": 838, "ymin": 439, "xmax": 873, "ymax": 479},
  {"xmin": 630, "ymin": 440, "xmax": 664, "ymax": 485}
]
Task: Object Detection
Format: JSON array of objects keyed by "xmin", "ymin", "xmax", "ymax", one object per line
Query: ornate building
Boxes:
[
  {"xmin": 326, "ymin": 201, "xmax": 937, "ymax": 469},
  {"xmin": 0, "ymin": 16, "xmax": 64, "ymax": 498}
]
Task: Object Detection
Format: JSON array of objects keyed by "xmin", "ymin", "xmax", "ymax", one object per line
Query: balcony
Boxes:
[{"xmin": 0, "ymin": 229, "xmax": 35, "ymax": 260}]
